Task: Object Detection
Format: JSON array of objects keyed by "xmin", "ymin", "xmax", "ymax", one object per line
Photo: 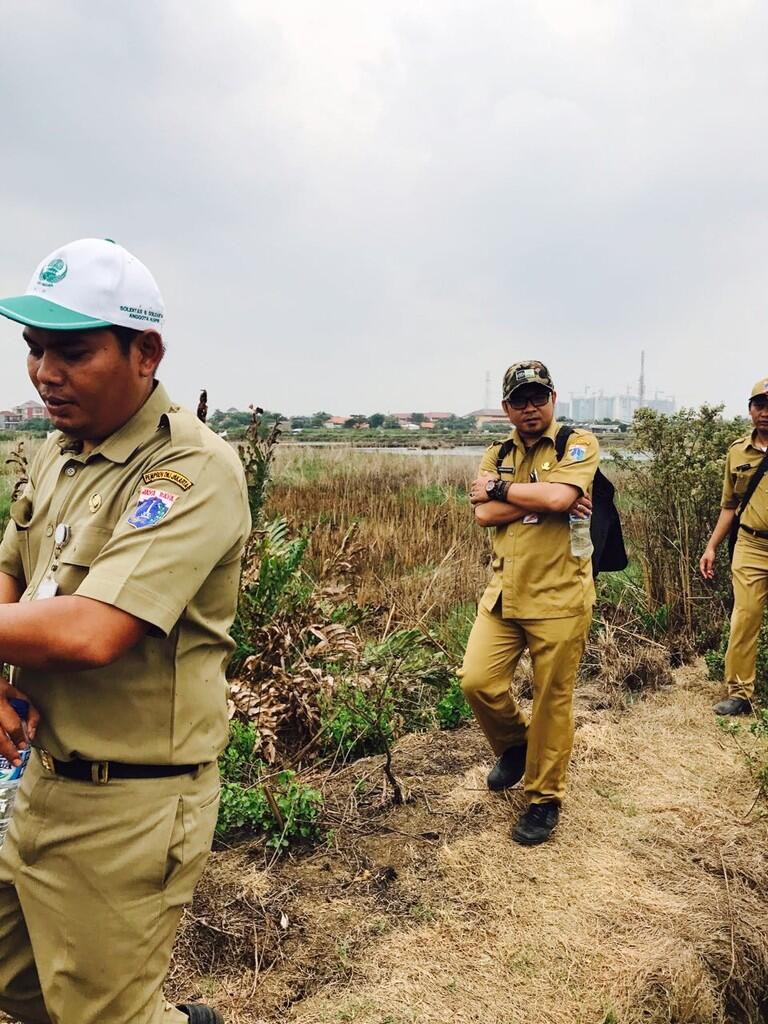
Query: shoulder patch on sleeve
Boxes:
[
  {"xmin": 568, "ymin": 444, "xmax": 588, "ymax": 462},
  {"xmin": 128, "ymin": 487, "xmax": 179, "ymax": 529},
  {"xmin": 143, "ymin": 469, "xmax": 193, "ymax": 491}
]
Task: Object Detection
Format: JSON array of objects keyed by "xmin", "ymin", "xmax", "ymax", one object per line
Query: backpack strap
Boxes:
[
  {"xmin": 554, "ymin": 425, "xmax": 575, "ymax": 462},
  {"xmin": 495, "ymin": 438, "xmax": 517, "ymax": 473},
  {"xmin": 736, "ymin": 450, "xmax": 768, "ymax": 522}
]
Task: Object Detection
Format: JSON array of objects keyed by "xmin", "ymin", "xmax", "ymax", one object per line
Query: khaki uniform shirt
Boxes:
[
  {"xmin": 477, "ymin": 420, "xmax": 599, "ymax": 619},
  {"xmin": 0, "ymin": 382, "xmax": 251, "ymax": 765},
  {"xmin": 721, "ymin": 432, "xmax": 768, "ymax": 532}
]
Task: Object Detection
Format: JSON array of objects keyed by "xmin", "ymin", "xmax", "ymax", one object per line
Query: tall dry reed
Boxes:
[{"xmin": 266, "ymin": 447, "xmax": 491, "ymax": 625}]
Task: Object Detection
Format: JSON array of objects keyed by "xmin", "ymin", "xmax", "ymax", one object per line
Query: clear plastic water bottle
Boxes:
[
  {"xmin": 0, "ymin": 699, "xmax": 30, "ymax": 846},
  {"xmin": 569, "ymin": 514, "xmax": 594, "ymax": 559}
]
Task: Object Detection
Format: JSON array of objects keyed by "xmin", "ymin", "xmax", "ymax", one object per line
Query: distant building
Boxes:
[
  {"xmin": 647, "ymin": 396, "xmax": 675, "ymax": 415},
  {"xmin": 425, "ymin": 412, "xmax": 453, "ymax": 421},
  {"xmin": 593, "ymin": 394, "xmax": 614, "ymax": 421},
  {"xmin": 467, "ymin": 408, "xmax": 508, "ymax": 429},
  {"xmin": 586, "ymin": 422, "xmax": 622, "ymax": 433},
  {"xmin": 323, "ymin": 416, "xmax": 347, "ymax": 428},
  {"xmin": 571, "ymin": 397, "xmax": 595, "ymax": 422},
  {"xmin": 569, "ymin": 392, "xmax": 675, "ymax": 424},
  {"xmin": 14, "ymin": 400, "xmax": 45, "ymax": 420},
  {"xmin": 0, "ymin": 409, "xmax": 21, "ymax": 431},
  {"xmin": 555, "ymin": 399, "xmax": 571, "ymax": 420},
  {"xmin": 614, "ymin": 394, "xmax": 638, "ymax": 423}
]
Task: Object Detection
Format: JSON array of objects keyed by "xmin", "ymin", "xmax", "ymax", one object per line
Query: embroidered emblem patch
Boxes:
[
  {"xmin": 568, "ymin": 445, "xmax": 587, "ymax": 462},
  {"xmin": 127, "ymin": 487, "xmax": 178, "ymax": 529},
  {"xmin": 143, "ymin": 469, "xmax": 193, "ymax": 491}
]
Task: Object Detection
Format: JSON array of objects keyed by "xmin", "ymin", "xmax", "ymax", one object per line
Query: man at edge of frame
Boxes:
[
  {"xmin": 461, "ymin": 360, "xmax": 597, "ymax": 846},
  {"xmin": 700, "ymin": 376, "xmax": 768, "ymax": 717},
  {"xmin": 0, "ymin": 237, "xmax": 251, "ymax": 1024}
]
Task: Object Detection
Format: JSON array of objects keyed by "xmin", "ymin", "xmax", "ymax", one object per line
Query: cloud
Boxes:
[{"xmin": 1, "ymin": 0, "xmax": 767, "ymax": 416}]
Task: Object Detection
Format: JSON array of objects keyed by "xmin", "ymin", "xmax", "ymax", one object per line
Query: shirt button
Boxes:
[
  {"xmin": 45, "ymin": 524, "xmax": 54, "ymax": 537},
  {"xmin": 65, "ymin": 466, "xmax": 76, "ymax": 477}
]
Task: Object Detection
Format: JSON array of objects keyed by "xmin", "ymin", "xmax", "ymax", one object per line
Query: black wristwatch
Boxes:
[{"xmin": 485, "ymin": 478, "xmax": 510, "ymax": 502}]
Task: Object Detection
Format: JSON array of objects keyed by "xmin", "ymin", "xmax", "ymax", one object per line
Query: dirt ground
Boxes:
[{"xmin": 170, "ymin": 666, "xmax": 768, "ymax": 1024}]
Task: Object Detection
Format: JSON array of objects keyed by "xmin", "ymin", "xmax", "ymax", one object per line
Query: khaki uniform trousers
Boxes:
[
  {"xmin": 460, "ymin": 601, "xmax": 591, "ymax": 804},
  {"xmin": 725, "ymin": 531, "xmax": 768, "ymax": 700},
  {"xmin": 0, "ymin": 755, "xmax": 220, "ymax": 1024}
]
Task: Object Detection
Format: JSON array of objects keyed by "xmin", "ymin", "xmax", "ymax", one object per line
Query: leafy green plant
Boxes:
[
  {"xmin": 612, "ymin": 406, "xmax": 747, "ymax": 653},
  {"xmin": 705, "ymin": 616, "xmax": 768, "ymax": 703},
  {"xmin": 321, "ymin": 682, "xmax": 396, "ymax": 760},
  {"xmin": 231, "ymin": 518, "xmax": 312, "ymax": 667},
  {"xmin": 216, "ymin": 721, "xmax": 324, "ymax": 849},
  {"xmin": 435, "ymin": 676, "xmax": 473, "ymax": 729}
]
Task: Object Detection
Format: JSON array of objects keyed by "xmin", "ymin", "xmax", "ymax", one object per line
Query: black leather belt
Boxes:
[
  {"xmin": 739, "ymin": 523, "xmax": 768, "ymax": 540},
  {"xmin": 37, "ymin": 749, "xmax": 197, "ymax": 784}
]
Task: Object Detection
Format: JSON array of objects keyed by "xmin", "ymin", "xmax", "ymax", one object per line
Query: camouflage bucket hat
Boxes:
[
  {"xmin": 502, "ymin": 360, "xmax": 554, "ymax": 399},
  {"xmin": 749, "ymin": 377, "xmax": 768, "ymax": 400}
]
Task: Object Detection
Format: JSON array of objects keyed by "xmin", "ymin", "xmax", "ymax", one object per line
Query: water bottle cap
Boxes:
[{"xmin": 8, "ymin": 699, "xmax": 29, "ymax": 721}]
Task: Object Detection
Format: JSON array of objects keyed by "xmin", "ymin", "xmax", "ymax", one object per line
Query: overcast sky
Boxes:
[{"xmin": 1, "ymin": 0, "xmax": 766, "ymax": 417}]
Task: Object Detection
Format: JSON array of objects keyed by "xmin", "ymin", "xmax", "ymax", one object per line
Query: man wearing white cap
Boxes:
[{"xmin": 0, "ymin": 239, "xmax": 250, "ymax": 1023}]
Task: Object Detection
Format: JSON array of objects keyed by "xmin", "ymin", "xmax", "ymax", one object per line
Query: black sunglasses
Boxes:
[{"xmin": 506, "ymin": 390, "xmax": 552, "ymax": 410}]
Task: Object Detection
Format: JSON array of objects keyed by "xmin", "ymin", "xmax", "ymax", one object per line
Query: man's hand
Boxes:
[
  {"xmin": 0, "ymin": 682, "xmax": 40, "ymax": 767},
  {"xmin": 567, "ymin": 493, "xmax": 593, "ymax": 520},
  {"xmin": 700, "ymin": 546, "xmax": 717, "ymax": 580},
  {"xmin": 470, "ymin": 473, "xmax": 496, "ymax": 506}
]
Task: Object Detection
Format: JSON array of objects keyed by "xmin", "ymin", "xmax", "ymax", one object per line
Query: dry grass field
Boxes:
[
  {"xmin": 265, "ymin": 447, "xmax": 489, "ymax": 625},
  {"xmin": 170, "ymin": 668, "xmax": 768, "ymax": 1024}
]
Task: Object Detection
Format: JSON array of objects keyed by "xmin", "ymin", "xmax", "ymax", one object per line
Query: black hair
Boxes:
[{"xmin": 109, "ymin": 325, "xmax": 142, "ymax": 356}]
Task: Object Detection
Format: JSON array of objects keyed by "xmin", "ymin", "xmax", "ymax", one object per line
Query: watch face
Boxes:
[{"xmin": 486, "ymin": 479, "xmax": 496, "ymax": 494}]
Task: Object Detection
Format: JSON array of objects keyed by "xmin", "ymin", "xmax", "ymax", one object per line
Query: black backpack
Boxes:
[{"xmin": 495, "ymin": 425, "xmax": 628, "ymax": 577}]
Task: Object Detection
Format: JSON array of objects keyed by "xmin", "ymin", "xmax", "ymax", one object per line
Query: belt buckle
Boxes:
[
  {"xmin": 39, "ymin": 749, "xmax": 55, "ymax": 774},
  {"xmin": 91, "ymin": 761, "xmax": 110, "ymax": 785}
]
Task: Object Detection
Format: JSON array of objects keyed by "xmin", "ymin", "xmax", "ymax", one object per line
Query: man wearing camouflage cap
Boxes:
[
  {"xmin": 461, "ymin": 361, "xmax": 598, "ymax": 845},
  {"xmin": 700, "ymin": 376, "xmax": 768, "ymax": 715}
]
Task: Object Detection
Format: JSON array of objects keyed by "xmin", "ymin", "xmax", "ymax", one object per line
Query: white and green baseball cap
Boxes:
[{"xmin": 0, "ymin": 238, "xmax": 164, "ymax": 332}]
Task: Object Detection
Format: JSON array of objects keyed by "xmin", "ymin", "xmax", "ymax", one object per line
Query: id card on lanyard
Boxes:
[{"xmin": 34, "ymin": 523, "xmax": 70, "ymax": 599}]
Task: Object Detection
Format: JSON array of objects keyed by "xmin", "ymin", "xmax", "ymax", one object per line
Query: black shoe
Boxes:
[
  {"xmin": 713, "ymin": 697, "xmax": 752, "ymax": 716},
  {"xmin": 512, "ymin": 802, "xmax": 560, "ymax": 846},
  {"xmin": 177, "ymin": 1005, "xmax": 225, "ymax": 1024},
  {"xmin": 487, "ymin": 743, "xmax": 527, "ymax": 792}
]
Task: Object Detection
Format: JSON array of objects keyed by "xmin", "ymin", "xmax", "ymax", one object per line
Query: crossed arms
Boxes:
[{"xmin": 468, "ymin": 472, "xmax": 589, "ymax": 527}]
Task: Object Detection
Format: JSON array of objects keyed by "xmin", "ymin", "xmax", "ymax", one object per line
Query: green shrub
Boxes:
[
  {"xmin": 613, "ymin": 406, "xmax": 747, "ymax": 653},
  {"xmin": 435, "ymin": 676, "xmax": 473, "ymax": 729},
  {"xmin": 216, "ymin": 720, "xmax": 324, "ymax": 849},
  {"xmin": 320, "ymin": 682, "xmax": 396, "ymax": 760},
  {"xmin": 705, "ymin": 616, "xmax": 768, "ymax": 703},
  {"xmin": 432, "ymin": 602, "xmax": 477, "ymax": 660},
  {"xmin": 231, "ymin": 517, "xmax": 312, "ymax": 667}
]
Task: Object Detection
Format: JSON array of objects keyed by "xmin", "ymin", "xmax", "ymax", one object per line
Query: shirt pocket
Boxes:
[
  {"xmin": 733, "ymin": 465, "xmax": 754, "ymax": 499},
  {"xmin": 57, "ymin": 526, "xmax": 113, "ymax": 595}
]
